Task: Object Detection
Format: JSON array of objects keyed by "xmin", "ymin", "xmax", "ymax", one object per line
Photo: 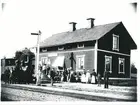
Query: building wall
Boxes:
[
  {"xmin": 39, "ymin": 48, "xmax": 95, "ymax": 73},
  {"xmin": 1, "ymin": 59, "xmax": 16, "ymax": 74},
  {"xmin": 97, "ymin": 51, "xmax": 130, "ymax": 78},
  {"xmin": 98, "ymin": 23, "xmax": 131, "ymax": 55},
  {"xmin": 97, "ymin": 23, "xmax": 132, "ymax": 78}
]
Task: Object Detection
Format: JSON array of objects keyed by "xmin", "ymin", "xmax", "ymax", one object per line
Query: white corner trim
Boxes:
[
  {"xmin": 98, "ymin": 49, "xmax": 130, "ymax": 56},
  {"xmin": 94, "ymin": 40, "xmax": 98, "ymax": 73}
]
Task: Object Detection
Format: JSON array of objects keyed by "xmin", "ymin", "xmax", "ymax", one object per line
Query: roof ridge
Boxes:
[{"xmin": 49, "ymin": 21, "xmax": 122, "ymax": 36}]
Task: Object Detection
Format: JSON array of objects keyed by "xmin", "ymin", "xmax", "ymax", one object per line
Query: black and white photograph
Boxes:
[{"xmin": 0, "ymin": 0, "xmax": 139, "ymax": 103}]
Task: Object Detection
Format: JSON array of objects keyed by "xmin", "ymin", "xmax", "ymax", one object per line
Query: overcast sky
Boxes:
[{"xmin": 0, "ymin": 0, "xmax": 139, "ymax": 69}]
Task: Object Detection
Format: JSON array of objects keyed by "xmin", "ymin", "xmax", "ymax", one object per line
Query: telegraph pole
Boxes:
[{"xmin": 31, "ymin": 30, "xmax": 41, "ymax": 85}]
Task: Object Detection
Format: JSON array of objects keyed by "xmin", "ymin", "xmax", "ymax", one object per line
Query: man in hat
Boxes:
[{"xmin": 104, "ymin": 69, "xmax": 110, "ymax": 88}]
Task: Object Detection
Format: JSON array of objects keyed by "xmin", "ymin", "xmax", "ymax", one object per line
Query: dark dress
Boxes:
[{"xmin": 104, "ymin": 71, "xmax": 110, "ymax": 88}]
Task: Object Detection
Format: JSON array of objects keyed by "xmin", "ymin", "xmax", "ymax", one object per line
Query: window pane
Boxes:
[
  {"xmin": 113, "ymin": 36, "xmax": 119, "ymax": 50},
  {"xmin": 105, "ymin": 56, "xmax": 112, "ymax": 72},
  {"xmin": 119, "ymin": 59, "xmax": 124, "ymax": 73},
  {"xmin": 76, "ymin": 56, "xmax": 84, "ymax": 70}
]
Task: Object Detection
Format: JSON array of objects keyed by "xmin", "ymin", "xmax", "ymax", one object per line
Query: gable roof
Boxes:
[{"xmin": 40, "ymin": 22, "xmax": 121, "ymax": 47}]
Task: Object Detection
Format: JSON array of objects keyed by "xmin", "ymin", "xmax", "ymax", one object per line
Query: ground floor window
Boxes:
[
  {"xmin": 76, "ymin": 55, "xmax": 85, "ymax": 71},
  {"xmin": 118, "ymin": 58, "xmax": 125, "ymax": 74},
  {"xmin": 105, "ymin": 55, "xmax": 112, "ymax": 73},
  {"xmin": 41, "ymin": 57, "xmax": 51, "ymax": 65}
]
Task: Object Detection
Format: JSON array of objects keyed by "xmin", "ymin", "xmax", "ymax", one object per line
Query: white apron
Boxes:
[{"xmin": 91, "ymin": 75, "xmax": 96, "ymax": 83}]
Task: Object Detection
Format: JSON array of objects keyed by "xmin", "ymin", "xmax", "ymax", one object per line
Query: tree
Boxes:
[
  {"xmin": 131, "ymin": 63, "xmax": 137, "ymax": 74},
  {"xmin": 14, "ymin": 47, "xmax": 35, "ymax": 84}
]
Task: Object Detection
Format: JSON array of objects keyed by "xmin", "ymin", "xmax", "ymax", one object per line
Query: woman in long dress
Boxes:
[
  {"xmin": 81, "ymin": 72, "xmax": 86, "ymax": 83},
  {"xmin": 86, "ymin": 70, "xmax": 91, "ymax": 83}
]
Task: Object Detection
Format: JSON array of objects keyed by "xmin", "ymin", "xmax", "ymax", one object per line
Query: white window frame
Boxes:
[
  {"xmin": 41, "ymin": 57, "xmax": 48, "ymax": 65},
  {"xmin": 118, "ymin": 58, "xmax": 125, "ymax": 74},
  {"xmin": 42, "ymin": 48, "xmax": 47, "ymax": 52},
  {"xmin": 113, "ymin": 34, "xmax": 119, "ymax": 51},
  {"xmin": 105, "ymin": 55, "xmax": 112, "ymax": 73},
  {"xmin": 58, "ymin": 46, "xmax": 64, "ymax": 51},
  {"xmin": 77, "ymin": 43, "xmax": 84, "ymax": 48},
  {"xmin": 76, "ymin": 55, "xmax": 85, "ymax": 71}
]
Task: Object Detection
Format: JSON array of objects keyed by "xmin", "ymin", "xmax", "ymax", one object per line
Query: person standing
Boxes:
[
  {"xmin": 97, "ymin": 73, "xmax": 101, "ymax": 86},
  {"xmin": 9, "ymin": 67, "xmax": 13, "ymax": 84},
  {"xmin": 81, "ymin": 71, "xmax": 86, "ymax": 83},
  {"xmin": 85, "ymin": 70, "xmax": 91, "ymax": 83},
  {"xmin": 91, "ymin": 69, "xmax": 97, "ymax": 84},
  {"xmin": 104, "ymin": 70, "xmax": 110, "ymax": 88},
  {"xmin": 50, "ymin": 68, "xmax": 55, "ymax": 86},
  {"xmin": 68, "ymin": 67, "xmax": 72, "ymax": 82},
  {"xmin": 36, "ymin": 64, "xmax": 42, "ymax": 86}
]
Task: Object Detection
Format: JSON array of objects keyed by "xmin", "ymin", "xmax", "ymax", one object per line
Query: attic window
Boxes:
[
  {"xmin": 77, "ymin": 43, "xmax": 84, "ymax": 48},
  {"xmin": 58, "ymin": 46, "xmax": 64, "ymax": 51},
  {"xmin": 113, "ymin": 34, "xmax": 119, "ymax": 51}
]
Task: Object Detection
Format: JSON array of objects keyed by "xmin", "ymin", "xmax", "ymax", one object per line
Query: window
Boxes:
[
  {"xmin": 77, "ymin": 43, "xmax": 84, "ymax": 48},
  {"xmin": 113, "ymin": 34, "xmax": 119, "ymax": 51},
  {"xmin": 76, "ymin": 55, "xmax": 85, "ymax": 70},
  {"xmin": 42, "ymin": 48, "xmax": 47, "ymax": 52},
  {"xmin": 58, "ymin": 46, "xmax": 64, "ymax": 50},
  {"xmin": 118, "ymin": 58, "xmax": 125, "ymax": 74},
  {"xmin": 41, "ymin": 57, "xmax": 50, "ymax": 65},
  {"xmin": 105, "ymin": 55, "xmax": 112, "ymax": 73}
]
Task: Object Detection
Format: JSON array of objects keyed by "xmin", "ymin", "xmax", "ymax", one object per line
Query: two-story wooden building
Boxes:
[{"xmin": 39, "ymin": 18, "xmax": 137, "ymax": 78}]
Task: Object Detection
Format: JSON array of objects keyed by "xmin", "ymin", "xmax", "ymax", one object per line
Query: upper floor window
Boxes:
[
  {"xmin": 58, "ymin": 46, "xmax": 64, "ymax": 51},
  {"xmin": 42, "ymin": 48, "xmax": 47, "ymax": 52},
  {"xmin": 113, "ymin": 34, "xmax": 119, "ymax": 51},
  {"xmin": 118, "ymin": 58, "xmax": 125, "ymax": 74},
  {"xmin": 76, "ymin": 55, "xmax": 85, "ymax": 71},
  {"xmin": 77, "ymin": 43, "xmax": 84, "ymax": 48}
]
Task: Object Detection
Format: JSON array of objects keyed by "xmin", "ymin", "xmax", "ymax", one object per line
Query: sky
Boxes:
[{"xmin": 0, "ymin": 0, "xmax": 139, "ymax": 69}]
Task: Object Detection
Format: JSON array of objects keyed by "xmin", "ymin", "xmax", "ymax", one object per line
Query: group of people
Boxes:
[
  {"xmin": 36, "ymin": 65, "xmax": 110, "ymax": 88},
  {"xmin": 80, "ymin": 69, "xmax": 110, "ymax": 88},
  {"xmin": 2, "ymin": 62, "xmax": 36, "ymax": 84},
  {"xmin": 81, "ymin": 69, "xmax": 101, "ymax": 86},
  {"xmin": 2, "ymin": 67, "xmax": 14, "ymax": 84},
  {"xmin": 2, "ymin": 62, "xmax": 110, "ymax": 89}
]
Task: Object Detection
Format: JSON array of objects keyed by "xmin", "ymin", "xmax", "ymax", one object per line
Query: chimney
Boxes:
[
  {"xmin": 87, "ymin": 18, "xmax": 95, "ymax": 28},
  {"xmin": 69, "ymin": 22, "xmax": 77, "ymax": 31}
]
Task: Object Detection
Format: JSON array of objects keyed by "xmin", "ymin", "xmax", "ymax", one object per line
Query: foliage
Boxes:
[
  {"xmin": 131, "ymin": 63, "xmax": 137, "ymax": 74},
  {"xmin": 13, "ymin": 47, "xmax": 35, "ymax": 84}
]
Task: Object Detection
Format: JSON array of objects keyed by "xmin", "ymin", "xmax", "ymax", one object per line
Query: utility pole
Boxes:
[{"xmin": 31, "ymin": 30, "xmax": 41, "ymax": 85}]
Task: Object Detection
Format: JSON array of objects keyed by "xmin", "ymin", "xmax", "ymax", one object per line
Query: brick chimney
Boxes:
[
  {"xmin": 87, "ymin": 18, "xmax": 95, "ymax": 28},
  {"xmin": 69, "ymin": 22, "xmax": 77, "ymax": 31}
]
